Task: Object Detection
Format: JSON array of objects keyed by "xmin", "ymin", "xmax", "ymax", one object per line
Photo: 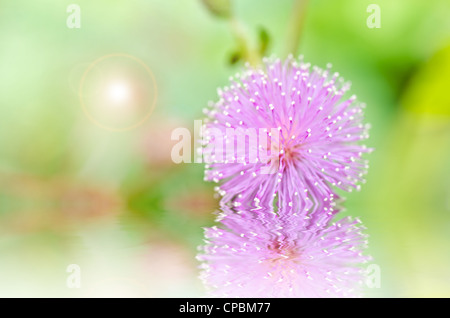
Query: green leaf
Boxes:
[
  {"xmin": 201, "ymin": 0, "xmax": 232, "ymax": 19},
  {"xmin": 401, "ymin": 45, "xmax": 450, "ymax": 117},
  {"xmin": 228, "ymin": 50, "xmax": 242, "ymax": 65},
  {"xmin": 258, "ymin": 26, "xmax": 270, "ymax": 56}
]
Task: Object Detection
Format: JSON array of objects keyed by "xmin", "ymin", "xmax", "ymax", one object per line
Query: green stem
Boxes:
[
  {"xmin": 284, "ymin": 0, "xmax": 309, "ymax": 57},
  {"xmin": 228, "ymin": 16, "xmax": 261, "ymax": 66}
]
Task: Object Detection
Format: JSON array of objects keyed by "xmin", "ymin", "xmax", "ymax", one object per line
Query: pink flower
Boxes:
[
  {"xmin": 203, "ymin": 56, "xmax": 371, "ymax": 208},
  {"xmin": 197, "ymin": 204, "xmax": 371, "ymax": 297}
]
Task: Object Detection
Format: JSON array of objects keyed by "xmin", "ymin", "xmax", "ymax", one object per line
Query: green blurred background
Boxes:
[{"xmin": 0, "ymin": 0, "xmax": 449, "ymax": 297}]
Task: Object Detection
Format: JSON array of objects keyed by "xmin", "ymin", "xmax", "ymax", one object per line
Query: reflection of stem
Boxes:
[
  {"xmin": 284, "ymin": 0, "xmax": 309, "ymax": 57},
  {"xmin": 229, "ymin": 15, "xmax": 260, "ymax": 66}
]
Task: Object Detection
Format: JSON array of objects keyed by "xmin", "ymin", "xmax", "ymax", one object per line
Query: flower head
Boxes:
[
  {"xmin": 197, "ymin": 204, "xmax": 371, "ymax": 297},
  {"xmin": 203, "ymin": 55, "xmax": 371, "ymax": 208}
]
